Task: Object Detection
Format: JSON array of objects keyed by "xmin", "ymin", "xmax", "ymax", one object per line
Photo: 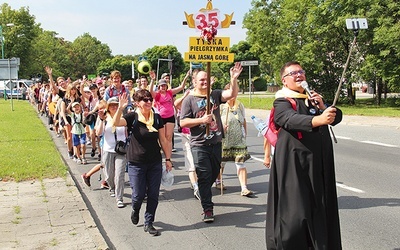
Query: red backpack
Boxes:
[{"xmin": 265, "ymin": 97, "xmax": 302, "ymax": 147}]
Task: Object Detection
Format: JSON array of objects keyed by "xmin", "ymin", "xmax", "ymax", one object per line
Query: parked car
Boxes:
[{"xmin": 0, "ymin": 79, "xmax": 33, "ymax": 99}]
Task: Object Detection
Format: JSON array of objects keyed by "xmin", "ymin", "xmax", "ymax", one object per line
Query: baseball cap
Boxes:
[
  {"xmin": 161, "ymin": 73, "xmax": 170, "ymax": 79},
  {"xmin": 158, "ymin": 79, "xmax": 168, "ymax": 86},
  {"xmin": 107, "ymin": 97, "xmax": 119, "ymax": 105},
  {"xmin": 71, "ymin": 102, "xmax": 80, "ymax": 108}
]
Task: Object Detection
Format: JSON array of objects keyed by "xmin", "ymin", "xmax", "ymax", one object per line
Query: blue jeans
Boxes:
[
  {"xmin": 191, "ymin": 143, "xmax": 222, "ymax": 211},
  {"xmin": 128, "ymin": 161, "xmax": 162, "ymax": 225}
]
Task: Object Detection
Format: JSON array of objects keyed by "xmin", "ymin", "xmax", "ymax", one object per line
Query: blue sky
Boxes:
[{"xmin": 9, "ymin": 0, "xmax": 253, "ymax": 56}]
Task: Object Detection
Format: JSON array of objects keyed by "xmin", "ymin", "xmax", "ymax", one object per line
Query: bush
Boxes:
[{"xmin": 253, "ymin": 78, "xmax": 267, "ymax": 91}]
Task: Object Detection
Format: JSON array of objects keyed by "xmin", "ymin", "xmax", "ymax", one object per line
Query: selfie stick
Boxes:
[
  {"xmin": 332, "ymin": 32, "xmax": 357, "ymax": 107},
  {"xmin": 333, "ymin": 18, "xmax": 368, "ymax": 106}
]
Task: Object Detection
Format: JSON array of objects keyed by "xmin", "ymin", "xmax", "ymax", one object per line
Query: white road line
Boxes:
[
  {"xmin": 336, "ymin": 183, "xmax": 365, "ymax": 193},
  {"xmin": 335, "ymin": 136, "xmax": 352, "ymax": 140},
  {"xmin": 251, "ymin": 156, "xmax": 265, "ymax": 163},
  {"xmin": 360, "ymin": 141, "xmax": 398, "ymax": 148},
  {"xmin": 251, "ymin": 156, "xmax": 366, "ymax": 194}
]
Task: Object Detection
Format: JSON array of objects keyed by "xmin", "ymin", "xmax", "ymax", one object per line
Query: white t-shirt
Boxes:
[{"xmin": 102, "ymin": 122, "xmax": 127, "ymax": 153}]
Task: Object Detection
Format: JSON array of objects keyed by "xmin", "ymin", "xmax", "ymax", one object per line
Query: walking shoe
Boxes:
[
  {"xmin": 194, "ymin": 188, "xmax": 201, "ymax": 200},
  {"xmin": 110, "ymin": 189, "xmax": 115, "ymax": 197},
  {"xmin": 73, "ymin": 155, "xmax": 78, "ymax": 162},
  {"xmin": 76, "ymin": 158, "xmax": 82, "ymax": 164},
  {"xmin": 241, "ymin": 189, "xmax": 254, "ymax": 197},
  {"xmin": 81, "ymin": 173, "xmax": 91, "ymax": 187},
  {"xmin": 100, "ymin": 181, "xmax": 109, "ymax": 189},
  {"xmin": 171, "ymin": 148, "xmax": 177, "ymax": 152},
  {"xmin": 131, "ymin": 210, "xmax": 139, "ymax": 225},
  {"xmin": 90, "ymin": 148, "xmax": 96, "ymax": 157},
  {"xmin": 82, "ymin": 158, "xmax": 88, "ymax": 164},
  {"xmin": 86, "ymin": 141, "xmax": 91, "ymax": 145},
  {"xmin": 97, "ymin": 153, "xmax": 101, "ymax": 161},
  {"xmin": 203, "ymin": 209, "xmax": 214, "ymax": 223},
  {"xmin": 68, "ymin": 151, "xmax": 74, "ymax": 159},
  {"xmin": 215, "ymin": 182, "xmax": 227, "ymax": 190},
  {"xmin": 144, "ymin": 223, "xmax": 159, "ymax": 236},
  {"xmin": 117, "ymin": 200, "xmax": 125, "ymax": 208}
]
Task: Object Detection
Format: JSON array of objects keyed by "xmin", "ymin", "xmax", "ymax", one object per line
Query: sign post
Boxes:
[{"xmin": 241, "ymin": 60, "xmax": 258, "ymax": 105}]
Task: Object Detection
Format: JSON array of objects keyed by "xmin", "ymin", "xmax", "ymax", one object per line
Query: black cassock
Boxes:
[{"xmin": 266, "ymin": 97, "xmax": 342, "ymax": 250}]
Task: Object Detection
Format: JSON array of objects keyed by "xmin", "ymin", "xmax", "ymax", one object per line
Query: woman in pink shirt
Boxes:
[{"xmin": 149, "ymin": 71, "xmax": 189, "ymax": 156}]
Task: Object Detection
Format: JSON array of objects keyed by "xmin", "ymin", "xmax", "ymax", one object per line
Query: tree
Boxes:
[
  {"xmin": 97, "ymin": 55, "xmax": 136, "ymax": 81},
  {"xmin": 28, "ymin": 30, "xmax": 73, "ymax": 80},
  {"xmin": 0, "ymin": 3, "xmax": 40, "ymax": 78},
  {"xmin": 142, "ymin": 45, "xmax": 185, "ymax": 86},
  {"xmin": 361, "ymin": 0, "xmax": 400, "ymax": 105},
  {"xmin": 69, "ymin": 33, "xmax": 112, "ymax": 79}
]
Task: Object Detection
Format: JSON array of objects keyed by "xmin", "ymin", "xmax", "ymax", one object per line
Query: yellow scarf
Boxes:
[
  {"xmin": 275, "ymin": 87, "xmax": 308, "ymax": 99},
  {"xmin": 275, "ymin": 87, "xmax": 309, "ymax": 106},
  {"xmin": 136, "ymin": 109, "xmax": 158, "ymax": 132}
]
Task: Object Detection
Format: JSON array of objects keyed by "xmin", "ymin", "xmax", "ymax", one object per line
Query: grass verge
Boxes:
[
  {"xmin": 236, "ymin": 96, "xmax": 400, "ymax": 117},
  {"xmin": 0, "ymin": 99, "xmax": 67, "ymax": 182}
]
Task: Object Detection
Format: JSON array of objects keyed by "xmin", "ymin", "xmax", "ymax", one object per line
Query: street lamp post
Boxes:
[{"xmin": 0, "ymin": 23, "xmax": 15, "ymax": 59}]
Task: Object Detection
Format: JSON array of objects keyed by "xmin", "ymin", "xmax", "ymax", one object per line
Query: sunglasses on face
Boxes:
[{"xmin": 142, "ymin": 97, "xmax": 153, "ymax": 103}]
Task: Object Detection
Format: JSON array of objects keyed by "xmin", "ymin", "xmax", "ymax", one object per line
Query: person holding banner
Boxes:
[{"xmin": 180, "ymin": 62, "xmax": 243, "ymax": 223}]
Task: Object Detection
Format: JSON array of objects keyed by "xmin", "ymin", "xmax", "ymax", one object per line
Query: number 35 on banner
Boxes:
[{"xmin": 195, "ymin": 10, "xmax": 221, "ymax": 30}]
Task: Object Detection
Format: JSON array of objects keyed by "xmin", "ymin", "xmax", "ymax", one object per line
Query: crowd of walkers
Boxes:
[
  {"xmin": 29, "ymin": 65, "xmax": 253, "ymax": 235},
  {"xmin": 29, "ymin": 61, "xmax": 343, "ymax": 249}
]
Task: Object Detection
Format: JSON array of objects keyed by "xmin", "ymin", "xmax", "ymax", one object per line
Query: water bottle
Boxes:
[{"xmin": 251, "ymin": 115, "xmax": 268, "ymax": 137}]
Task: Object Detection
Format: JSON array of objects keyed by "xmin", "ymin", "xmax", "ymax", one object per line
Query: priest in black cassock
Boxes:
[{"xmin": 266, "ymin": 61, "xmax": 342, "ymax": 250}]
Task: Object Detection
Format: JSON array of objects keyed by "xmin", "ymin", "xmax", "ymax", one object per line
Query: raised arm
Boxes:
[
  {"xmin": 174, "ymin": 89, "xmax": 191, "ymax": 110},
  {"xmin": 112, "ymin": 93, "xmax": 128, "ymax": 127},
  {"xmin": 221, "ymin": 62, "xmax": 243, "ymax": 102},
  {"xmin": 171, "ymin": 70, "xmax": 190, "ymax": 96},
  {"xmin": 45, "ymin": 66, "xmax": 59, "ymax": 95},
  {"xmin": 149, "ymin": 71, "xmax": 156, "ymax": 98}
]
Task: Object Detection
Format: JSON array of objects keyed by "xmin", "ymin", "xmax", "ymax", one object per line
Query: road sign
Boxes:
[
  {"xmin": 346, "ymin": 18, "xmax": 368, "ymax": 30},
  {"xmin": 241, "ymin": 60, "xmax": 258, "ymax": 66}
]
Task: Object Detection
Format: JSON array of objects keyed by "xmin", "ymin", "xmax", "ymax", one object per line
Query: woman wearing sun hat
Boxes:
[{"xmin": 96, "ymin": 96, "xmax": 127, "ymax": 208}]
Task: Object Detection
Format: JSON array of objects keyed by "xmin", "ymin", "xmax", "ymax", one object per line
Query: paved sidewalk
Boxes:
[{"xmin": 0, "ymin": 175, "xmax": 108, "ymax": 249}]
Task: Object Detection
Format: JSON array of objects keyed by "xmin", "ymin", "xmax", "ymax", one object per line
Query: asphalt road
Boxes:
[{"xmin": 43, "ymin": 101, "xmax": 398, "ymax": 250}]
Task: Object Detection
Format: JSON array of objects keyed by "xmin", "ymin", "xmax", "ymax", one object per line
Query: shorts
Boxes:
[
  {"xmin": 72, "ymin": 133, "xmax": 87, "ymax": 147},
  {"xmin": 162, "ymin": 115, "xmax": 175, "ymax": 124}
]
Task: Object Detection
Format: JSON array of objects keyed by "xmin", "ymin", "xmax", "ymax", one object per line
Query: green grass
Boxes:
[
  {"xmin": 236, "ymin": 95, "xmax": 400, "ymax": 117},
  {"xmin": 0, "ymin": 99, "xmax": 67, "ymax": 182}
]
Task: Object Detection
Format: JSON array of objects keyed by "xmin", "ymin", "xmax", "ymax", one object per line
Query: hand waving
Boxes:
[{"xmin": 230, "ymin": 62, "xmax": 243, "ymax": 80}]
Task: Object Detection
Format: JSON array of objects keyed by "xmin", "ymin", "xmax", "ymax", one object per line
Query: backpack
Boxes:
[{"xmin": 265, "ymin": 97, "xmax": 302, "ymax": 147}]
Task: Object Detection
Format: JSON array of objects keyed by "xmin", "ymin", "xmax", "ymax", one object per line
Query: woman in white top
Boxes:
[{"xmin": 96, "ymin": 97, "xmax": 127, "ymax": 208}]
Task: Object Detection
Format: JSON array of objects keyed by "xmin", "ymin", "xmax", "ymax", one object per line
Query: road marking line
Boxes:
[
  {"xmin": 360, "ymin": 141, "xmax": 398, "ymax": 148},
  {"xmin": 251, "ymin": 156, "xmax": 265, "ymax": 163},
  {"xmin": 335, "ymin": 136, "xmax": 351, "ymax": 140},
  {"xmin": 336, "ymin": 183, "xmax": 365, "ymax": 193},
  {"xmin": 251, "ymin": 156, "xmax": 366, "ymax": 194}
]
